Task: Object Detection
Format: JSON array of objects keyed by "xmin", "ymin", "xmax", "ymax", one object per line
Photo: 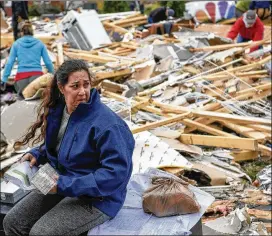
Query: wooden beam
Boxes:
[
  {"xmin": 235, "ymin": 83, "xmax": 271, "ymax": 96},
  {"xmin": 120, "ymin": 43, "xmax": 138, "ymax": 50},
  {"xmin": 57, "ymin": 43, "xmax": 64, "ymax": 66},
  {"xmin": 193, "ymin": 110, "xmax": 271, "ymax": 126},
  {"xmin": 64, "ymin": 51, "xmax": 117, "ymax": 63},
  {"xmin": 0, "ymin": 34, "xmax": 60, "ymax": 47},
  {"xmin": 103, "ymin": 22, "xmax": 128, "ymax": 34},
  {"xmin": 112, "ymin": 16, "xmax": 147, "ymax": 25},
  {"xmin": 64, "ymin": 52, "xmax": 118, "ymax": 63},
  {"xmin": 156, "ymin": 104, "xmax": 271, "ymax": 126},
  {"xmin": 180, "ymin": 119, "xmax": 234, "ymax": 137},
  {"xmin": 221, "ymin": 121, "xmax": 267, "ymax": 143},
  {"xmin": 247, "ymin": 124, "xmax": 271, "ymax": 133},
  {"xmin": 95, "ymin": 68, "xmax": 132, "ymax": 81},
  {"xmin": 102, "ymin": 91, "xmax": 169, "ymax": 117},
  {"xmin": 179, "ymin": 134, "xmax": 258, "ymax": 151},
  {"xmin": 247, "ymin": 209, "xmax": 272, "ymax": 221},
  {"xmin": 230, "ymin": 150, "xmax": 258, "ymax": 162},
  {"xmin": 190, "ymin": 39, "xmax": 270, "ymax": 52},
  {"xmin": 131, "ymin": 112, "xmax": 191, "ymax": 134},
  {"xmin": 258, "ymin": 144, "xmax": 272, "ymax": 157}
]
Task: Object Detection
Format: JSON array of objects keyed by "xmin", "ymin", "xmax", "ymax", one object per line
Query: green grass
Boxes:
[{"xmin": 241, "ymin": 160, "xmax": 270, "ymax": 180}]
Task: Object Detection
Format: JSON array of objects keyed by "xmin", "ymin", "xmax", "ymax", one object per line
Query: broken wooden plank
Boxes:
[
  {"xmin": 179, "ymin": 134, "xmax": 258, "ymax": 151},
  {"xmin": 180, "ymin": 119, "xmax": 234, "ymax": 137},
  {"xmin": 247, "ymin": 124, "xmax": 271, "ymax": 133},
  {"xmin": 190, "ymin": 39, "xmax": 270, "ymax": 52},
  {"xmin": 230, "ymin": 150, "xmax": 258, "ymax": 162},
  {"xmin": 0, "ymin": 34, "xmax": 60, "ymax": 47},
  {"xmin": 95, "ymin": 68, "xmax": 133, "ymax": 81},
  {"xmin": 102, "ymin": 91, "xmax": 169, "ymax": 117},
  {"xmin": 193, "ymin": 110, "xmax": 271, "ymax": 126},
  {"xmin": 112, "ymin": 16, "xmax": 147, "ymax": 25},
  {"xmin": 258, "ymin": 144, "xmax": 272, "ymax": 157},
  {"xmin": 131, "ymin": 112, "xmax": 191, "ymax": 134},
  {"xmin": 64, "ymin": 51, "xmax": 117, "ymax": 63},
  {"xmin": 247, "ymin": 208, "xmax": 272, "ymax": 221},
  {"xmin": 103, "ymin": 22, "xmax": 128, "ymax": 34},
  {"xmin": 220, "ymin": 121, "xmax": 267, "ymax": 143},
  {"xmin": 57, "ymin": 43, "xmax": 64, "ymax": 66},
  {"xmin": 235, "ymin": 83, "xmax": 271, "ymax": 96}
]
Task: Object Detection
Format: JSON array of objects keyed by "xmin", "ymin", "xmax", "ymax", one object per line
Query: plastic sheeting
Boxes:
[{"xmin": 88, "ymin": 168, "xmax": 214, "ymax": 235}]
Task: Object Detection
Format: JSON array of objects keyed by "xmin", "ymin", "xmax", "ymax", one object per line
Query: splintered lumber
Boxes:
[
  {"xmin": 0, "ymin": 34, "xmax": 59, "ymax": 47},
  {"xmin": 117, "ymin": 20, "xmax": 148, "ymax": 28},
  {"xmin": 179, "ymin": 134, "xmax": 258, "ymax": 151},
  {"xmin": 131, "ymin": 112, "xmax": 191, "ymax": 134},
  {"xmin": 235, "ymin": 70, "xmax": 268, "ymax": 76},
  {"xmin": 234, "ymin": 88, "xmax": 271, "ymax": 101},
  {"xmin": 192, "ymin": 110, "xmax": 271, "ymax": 126},
  {"xmin": 247, "ymin": 209, "xmax": 272, "ymax": 221},
  {"xmin": 153, "ymin": 103, "xmax": 271, "ymax": 126},
  {"xmin": 102, "ymin": 91, "xmax": 168, "ymax": 117},
  {"xmin": 247, "ymin": 124, "xmax": 272, "ymax": 133},
  {"xmin": 112, "ymin": 16, "xmax": 147, "ymax": 26},
  {"xmin": 230, "ymin": 150, "xmax": 259, "ymax": 162},
  {"xmin": 64, "ymin": 51, "xmax": 117, "ymax": 63},
  {"xmin": 179, "ymin": 119, "xmax": 235, "ymax": 137},
  {"xmin": 235, "ymin": 83, "xmax": 271, "ymax": 96},
  {"xmin": 95, "ymin": 68, "xmax": 133, "ymax": 81},
  {"xmin": 258, "ymin": 144, "xmax": 272, "ymax": 157},
  {"xmin": 103, "ymin": 22, "xmax": 128, "ymax": 34},
  {"xmin": 190, "ymin": 39, "xmax": 270, "ymax": 52},
  {"xmin": 57, "ymin": 43, "xmax": 64, "ymax": 66},
  {"xmin": 120, "ymin": 43, "xmax": 139, "ymax": 50}
]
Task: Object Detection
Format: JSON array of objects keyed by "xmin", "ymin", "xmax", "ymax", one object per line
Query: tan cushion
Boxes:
[{"xmin": 22, "ymin": 73, "xmax": 53, "ymax": 98}]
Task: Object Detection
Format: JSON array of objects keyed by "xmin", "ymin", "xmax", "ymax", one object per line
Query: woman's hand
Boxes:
[
  {"xmin": 20, "ymin": 153, "xmax": 37, "ymax": 168},
  {"xmin": 49, "ymin": 175, "xmax": 59, "ymax": 194}
]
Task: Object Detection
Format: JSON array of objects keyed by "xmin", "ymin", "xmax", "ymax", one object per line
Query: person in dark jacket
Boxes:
[
  {"xmin": 249, "ymin": 0, "xmax": 271, "ymax": 20},
  {"xmin": 148, "ymin": 6, "xmax": 175, "ymax": 23},
  {"xmin": 12, "ymin": 1, "xmax": 29, "ymax": 41},
  {"xmin": 1, "ymin": 21, "xmax": 54, "ymax": 97},
  {"xmin": 227, "ymin": 10, "xmax": 264, "ymax": 52},
  {"xmin": 3, "ymin": 59, "xmax": 135, "ymax": 236}
]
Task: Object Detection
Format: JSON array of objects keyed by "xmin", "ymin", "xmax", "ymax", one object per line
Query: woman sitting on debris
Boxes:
[
  {"xmin": 3, "ymin": 59, "xmax": 135, "ymax": 236},
  {"xmin": 1, "ymin": 21, "xmax": 54, "ymax": 97}
]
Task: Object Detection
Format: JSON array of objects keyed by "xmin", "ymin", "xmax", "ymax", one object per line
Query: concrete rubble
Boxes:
[{"xmin": 1, "ymin": 8, "xmax": 271, "ymax": 235}]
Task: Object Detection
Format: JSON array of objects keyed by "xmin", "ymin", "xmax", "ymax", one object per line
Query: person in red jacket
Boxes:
[{"xmin": 227, "ymin": 10, "xmax": 264, "ymax": 52}]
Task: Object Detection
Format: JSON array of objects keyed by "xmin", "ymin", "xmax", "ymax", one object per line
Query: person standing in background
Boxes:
[
  {"xmin": 1, "ymin": 21, "xmax": 54, "ymax": 97},
  {"xmin": 148, "ymin": 6, "xmax": 175, "ymax": 23},
  {"xmin": 235, "ymin": 0, "xmax": 251, "ymax": 18},
  {"xmin": 12, "ymin": 1, "xmax": 29, "ymax": 41}
]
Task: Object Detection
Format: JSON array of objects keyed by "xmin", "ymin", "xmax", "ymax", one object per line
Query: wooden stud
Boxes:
[{"xmin": 179, "ymin": 134, "xmax": 258, "ymax": 151}]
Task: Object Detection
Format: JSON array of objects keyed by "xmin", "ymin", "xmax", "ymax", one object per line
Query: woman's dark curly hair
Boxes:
[{"xmin": 15, "ymin": 59, "xmax": 94, "ymax": 147}]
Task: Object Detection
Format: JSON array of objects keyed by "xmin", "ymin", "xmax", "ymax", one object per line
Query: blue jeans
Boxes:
[
  {"xmin": 237, "ymin": 34, "xmax": 250, "ymax": 43},
  {"xmin": 237, "ymin": 35, "xmax": 263, "ymax": 50}
]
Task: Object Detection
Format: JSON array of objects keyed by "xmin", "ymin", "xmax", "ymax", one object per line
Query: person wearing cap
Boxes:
[
  {"xmin": 148, "ymin": 6, "xmax": 175, "ymax": 23},
  {"xmin": 227, "ymin": 10, "xmax": 264, "ymax": 52},
  {"xmin": 1, "ymin": 21, "xmax": 54, "ymax": 97}
]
